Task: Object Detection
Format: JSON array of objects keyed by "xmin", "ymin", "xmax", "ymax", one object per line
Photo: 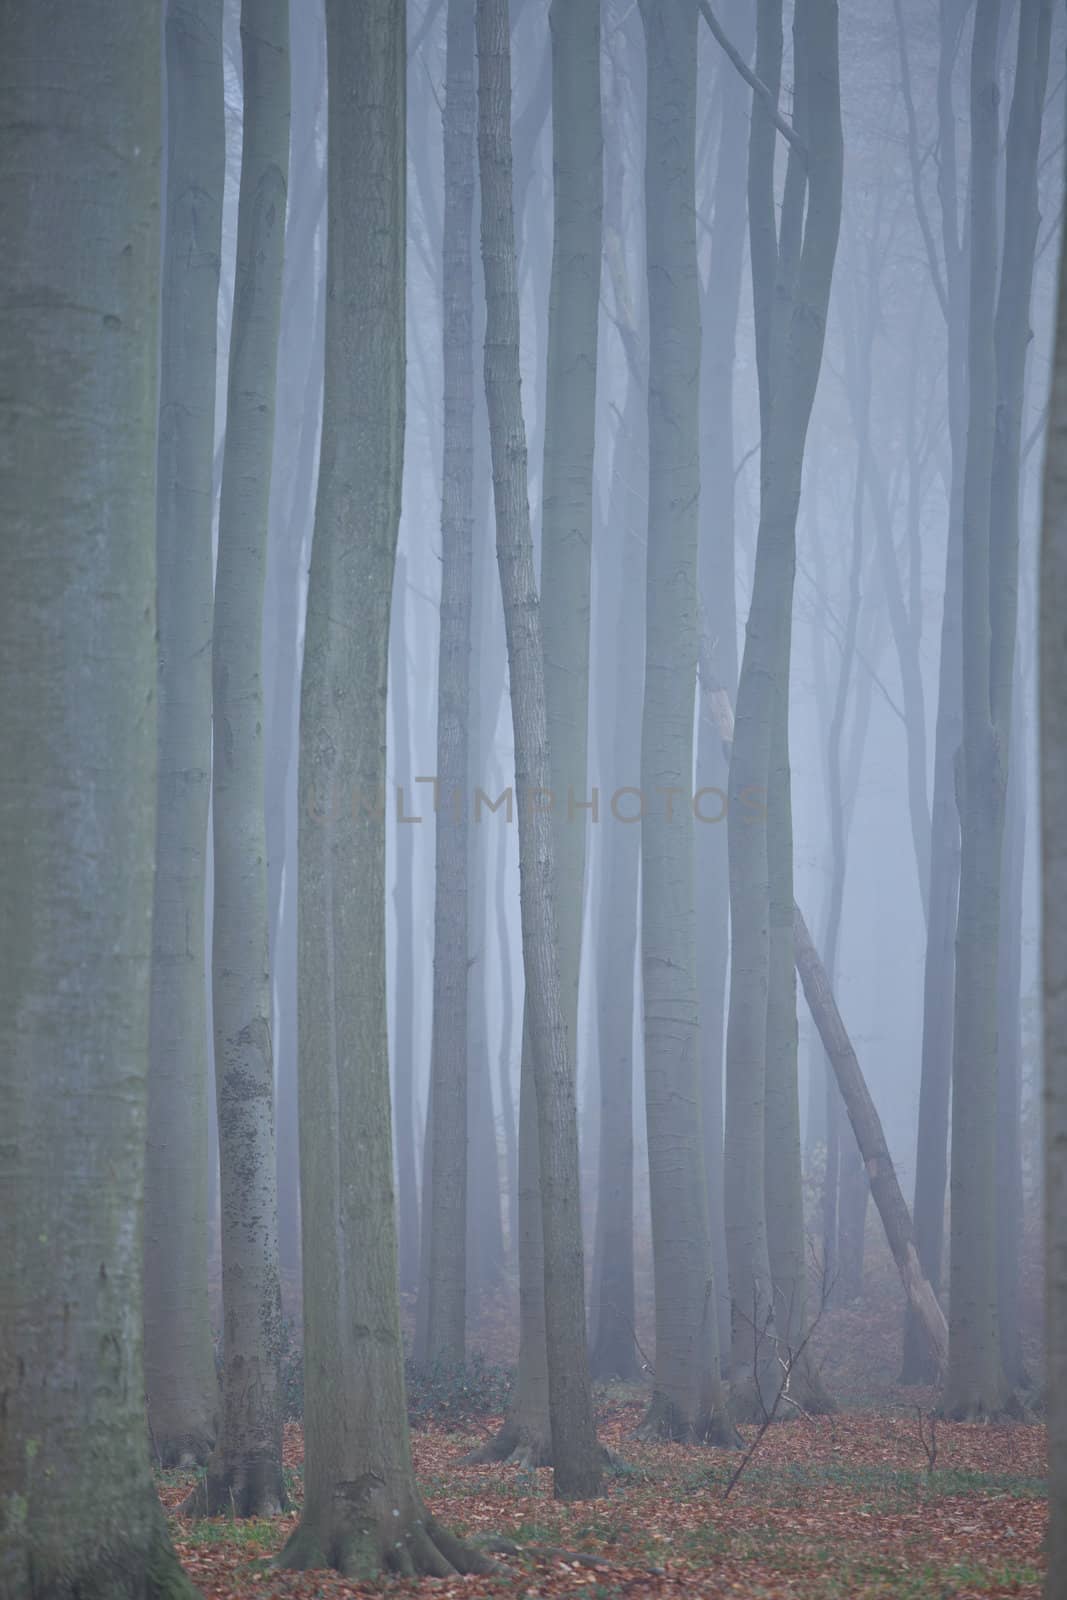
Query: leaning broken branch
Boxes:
[
  {"xmin": 697, "ymin": 642, "xmax": 950, "ymax": 1379},
  {"xmin": 697, "ymin": 0, "xmax": 808, "ymax": 165}
]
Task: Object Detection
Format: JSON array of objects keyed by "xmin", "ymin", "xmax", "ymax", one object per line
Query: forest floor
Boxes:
[
  {"xmin": 159, "ymin": 1400, "xmax": 1048, "ymax": 1599},
  {"xmin": 177, "ymin": 1232, "xmax": 1047, "ymax": 1596}
]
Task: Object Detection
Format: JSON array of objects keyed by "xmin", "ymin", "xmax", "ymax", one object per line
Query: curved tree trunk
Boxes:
[
  {"xmin": 637, "ymin": 0, "xmax": 733, "ymax": 1446},
  {"xmin": 276, "ymin": 0, "xmax": 490, "ymax": 1579},
  {"xmin": 193, "ymin": 0, "xmax": 290, "ymax": 1519},
  {"xmin": 424, "ymin": 0, "xmax": 476, "ymax": 1368},
  {"xmin": 476, "ymin": 0, "xmax": 603, "ymax": 1502},
  {"xmin": 0, "ymin": 4, "xmax": 196, "ymax": 1590},
  {"xmin": 144, "ymin": 0, "xmax": 225, "ymax": 1472}
]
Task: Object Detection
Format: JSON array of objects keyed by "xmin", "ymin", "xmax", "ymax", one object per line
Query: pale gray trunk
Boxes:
[
  {"xmin": 476, "ymin": 0, "xmax": 603, "ymax": 1500},
  {"xmin": 1040, "ymin": 139, "xmax": 1067, "ymax": 1600},
  {"xmin": 277, "ymin": 1, "xmax": 488, "ymax": 1578},
  {"xmin": 947, "ymin": 0, "xmax": 1049, "ymax": 1419},
  {"xmin": 899, "ymin": 0, "xmax": 967, "ymax": 1385},
  {"xmin": 0, "ymin": 4, "xmax": 195, "ymax": 1591},
  {"xmin": 391, "ymin": 558, "xmax": 420, "ymax": 1299},
  {"xmin": 637, "ymin": 0, "xmax": 732, "ymax": 1444},
  {"xmin": 145, "ymin": 0, "xmax": 225, "ymax": 1471},
  {"xmin": 695, "ymin": 0, "xmax": 751, "ymax": 1372},
  {"xmin": 725, "ymin": 0, "xmax": 842, "ymax": 1407},
  {"xmin": 196, "ymin": 0, "xmax": 290, "ymax": 1518},
  {"xmin": 424, "ymin": 0, "xmax": 476, "ymax": 1367}
]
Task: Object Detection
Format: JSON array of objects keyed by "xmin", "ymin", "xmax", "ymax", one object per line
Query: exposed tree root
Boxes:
[
  {"xmin": 274, "ymin": 1481, "xmax": 495, "ymax": 1581},
  {"xmin": 464, "ymin": 1418, "xmax": 553, "ymax": 1468},
  {"xmin": 180, "ymin": 1451, "xmax": 288, "ymax": 1519},
  {"xmin": 149, "ymin": 1425, "xmax": 215, "ymax": 1473}
]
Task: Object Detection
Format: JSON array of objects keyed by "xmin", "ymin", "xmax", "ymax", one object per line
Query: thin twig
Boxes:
[{"xmin": 698, "ymin": 0, "xmax": 808, "ymax": 165}]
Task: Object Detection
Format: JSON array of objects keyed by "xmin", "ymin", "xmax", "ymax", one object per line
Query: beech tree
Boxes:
[
  {"xmin": 476, "ymin": 0, "xmax": 603, "ymax": 1501},
  {"xmin": 144, "ymin": 0, "xmax": 225, "ymax": 1471},
  {"xmin": 192, "ymin": 0, "xmax": 291, "ymax": 1517},
  {"xmin": 723, "ymin": 0, "xmax": 841, "ymax": 1412},
  {"xmin": 423, "ymin": 0, "xmax": 476, "ymax": 1370},
  {"xmin": 276, "ymin": 1, "xmax": 490, "ymax": 1576},
  {"xmin": 0, "ymin": 3, "xmax": 197, "ymax": 1592}
]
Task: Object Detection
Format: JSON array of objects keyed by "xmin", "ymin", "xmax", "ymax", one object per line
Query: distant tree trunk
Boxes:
[
  {"xmin": 495, "ymin": 817, "xmax": 520, "ymax": 1254},
  {"xmin": 144, "ymin": 0, "xmax": 225, "ymax": 1471},
  {"xmin": 0, "ymin": 2, "xmax": 196, "ymax": 1589},
  {"xmin": 194, "ymin": 0, "xmax": 290, "ymax": 1519},
  {"xmin": 424, "ymin": 0, "xmax": 477, "ymax": 1368},
  {"xmin": 589, "ymin": 363, "xmax": 644, "ymax": 1382},
  {"xmin": 898, "ymin": 0, "xmax": 968, "ymax": 1386},
  {"xmin": 476, "ymin": 0, "xmax": 603, "ymax": 1501},
  {"xmin": 636, "ymin": 0, "xmax": 733, "ymax": 1445},
  {"xmin": 392, "ymin": 559, "xmax": 421, "ymax": 1299},
  {"xmin": 725, "ymin": 0, "xmax": 841, "ymax": 1412},
  {"xmin": 997, "ymin": 662, "xmax": 1027, "ymax": 1390},
  {"xmin": 696, "ymin": 0, "xmax": 751, "ymax": 1373},
  {"xmin": 1040, "ymin": 147, "xmax": 1067, "ymax": 1600},
  {"xmin": 946, "ymin": 0, "xmax": 1049, "ymax": 1420},
  {"xmin": 276, "ymin": 1, "xmax": 490, "ymax": 1578}
]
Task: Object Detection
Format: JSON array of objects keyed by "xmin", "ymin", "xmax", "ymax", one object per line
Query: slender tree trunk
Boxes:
[
  {"xmin": 696, "ymin": 0, "xmax": 751, "ymax": 1373},
  {"xmin": 191, "ymin": 0, "xmax": 290, "ymax": 1518},
  {"xmin": 636, "ymin": 0, "xmax": 733, "ymax": 1445},
  {"xmin": 392, "ymin": 559, "xmax": 421, "ymax": 1299},
  {"xmin": 997, "ymin": 662, "xmax": 1027, "ymax": 1390},
  {"xmin": 0, "ymin": 3, "xmax": 197, "ymax": 1589},
  {"xmin": 725, "ymin": 0, "xmax": 842, "ymax": 1411},
  {"xmin": 1040, "ymin": 143, "xmax": 1067, "ymax": 1600},
  {"xmin": 946, "ymin": 0, "xmax": 1049, "ymax": 1419},
  {"xmin": 900, "ymin": 0, "xmax": 968, "ymax": 1386},
  {"xmin": 424, "ymin": 0, "xmax": 477, "ymax": 1367},
  {"xmin": 476, "ymin": 0, "xmax": 603, "ymax": 1501},
  {"xmin": 277, "ymin": 1, "xmax": 489, "ymax": 1578},
  {"xmin": 144, "ymin": 0, "xmax": 225, "ymax": 1471}
]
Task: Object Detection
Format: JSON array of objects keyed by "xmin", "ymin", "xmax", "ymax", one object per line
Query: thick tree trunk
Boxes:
[
  {"xmin": 476, "ymin": 0, "xmax": 603, "ymax": 1501},
  {"xmin": 636, "ymin": 0, "xmax": 733, "ymax": 1446},
  {"xmin": 193, "ymin": 0, "xmax": 290, "ymax": 1518},
  {"xmin": 424, "ymin": 0, "xmax": 476, "ymax": 1367},
  {"xmin": 0, "ymin": 4, "xmax": 196, "ymax": 1591},
  {"xmin": 277, "ymin": 0, "xmax": 489, "ymax": 1579},
  {"xmin": 144, "ymin": 0, "xmax": 225, "ymax": 1472},
  {"xmin": 1040, "ymin": 147, "xmax": 1067, "ymax": 1600}
]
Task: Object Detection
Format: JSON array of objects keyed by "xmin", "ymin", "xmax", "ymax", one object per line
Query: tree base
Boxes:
[
  {"xmin": 8, "ymin": 1495, "xmax": 199, "ymax": 1600},
  {"xmin": 180, "ymin": 1450, "xmax": 288, "ymax": 1519},
  {"xmin": 636, "ymin": 1390, "xmax": 741, "ymax": 1447},
  {"xmin": 149, "ymin": 1425, "xmax": 216, "ymax": 1473},
  {"xmin": 464, "ymin": 1417, "xmax": 553, "ymax": 1468},
  {"xmin": 274, "ymin": 1485, "xmax": 495, "ymax": 1581}
]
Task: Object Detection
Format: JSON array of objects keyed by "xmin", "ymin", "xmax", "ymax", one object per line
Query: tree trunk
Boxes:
[
  {"xmin": 1039, "ymin": 140, "xmax": 1067, "ymax": 1600},
  {"xmin": 996, "ymin": 660, "xmax": 1027, "ymax": 1389},
  {"xmin": 946, "ymin": 0, "xmax": 1049, "ymax": 1420},
  {"xmin": 476, "ymin": 0, "xmax": 603, "ymax": 1501},
  {"xmin": 276, "ymin": 0, "xmax": 489, "ymax": 1578},
  {"xmin": 725, "ymin": 0, "xmax": 841, "ymax": 1412},
  {"xmin": 424, "ymin": 0, "xmax": 476, "ymax": 1368},
  {"xmin": 144, "ymin": 0, "xmax": 225, "ymax": 1471},
  {"xmin": 0, "ymin": 3, "xmax": 196, "ymax": 1589},
  {"xmin": 696, "ymin": 0, "xmax": 751, "ymax": 1374},
  {"xmin": 193, "ymin": 0, "xmax": 290, "ymax": 1519},
  {"xmin": 636, "ymin": 0, "xmax": 733, "ymax": 1446},
  {"xmin": 899, "ymin": 0, "xmax": 968, "ymax": 1387}
]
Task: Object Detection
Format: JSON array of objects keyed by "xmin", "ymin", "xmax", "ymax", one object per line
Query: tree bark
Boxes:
[
  {"xmin": 192, "ymin": 0, "xmax": 290, "ymax": 1518},
  {"xmin": 144, "ymin": 0, "xmax": 225, "ymax": 1471},
  {"xmin": 636, "ymin": 0, "xmax": 733, "ymax": 1445},
  {"xmin": 946, "ymin": 0, "xmax": 1049, "ymax": 1420},
  {"xmin": 0, "ymin": 3, "xmax": 197, "ymax": 1590},
  {"xmin": 1040, "ymin": 133, "xmax": 1067, "ymax": 1600},
  {"xmin": 276, "ymin": 0, "xmax": 489, "ymax": 1579},
  {"xmin": 476, "ymin": 0, "xmax": 603, "ymax": 1501},
  {"xmin": 423, "ymin": 0, "xmax": 477, "ymax": 1367}
]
